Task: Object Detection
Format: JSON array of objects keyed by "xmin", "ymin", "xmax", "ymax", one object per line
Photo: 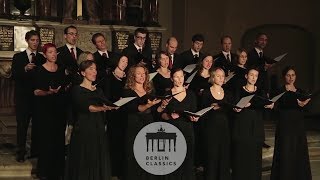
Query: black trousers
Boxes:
[{"xmin": 15, "ymin": 94, "xmax": 39, "ymax": 156}]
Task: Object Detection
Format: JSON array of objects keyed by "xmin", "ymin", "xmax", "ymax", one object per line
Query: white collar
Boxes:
[
  {"xmin": 191, "ymin": 48, "xmax": 199, "ymax": 56},
  {"xmin": 98, "ymin": 50, "xmax": 109, "ymax": 58}
]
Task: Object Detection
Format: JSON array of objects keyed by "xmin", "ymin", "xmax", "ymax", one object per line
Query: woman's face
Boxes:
[
  {"xmin": 45, "ymin": 47, "xmax": 57, "ymax": 63},
  {"xmin": 212, "ymin": 69, "xmax": 225, "ymax": 86},
  {"xmin": 86, "ymin": 53, "xmax": 94, "ymax": 61},
  {"xmin": 246, "ymin": 69, "xmax": 259, "ymax": 85},
  {"xmin": 202, "ymin": 56, "xmax": 213, "ymax": 70},
  {"xmin": 82, "ymin": 63, "xmax": 97, "ymax": 82},
  {"xmin": 238, "ymin": 51, "xmax": 247, "ymax": 66},
  {"xmin": 159, "ymin": 53, "xmax": 169, "ymax": 68},
  {"xmin": 285, "ymin": 69, "xmax": 296, "ymax": 84},
  {"xmin": 134, "ymin": 67, "xmax": 146, "ymax": 84},
  {"xmin": 118, "ymin": 56, "xmax": 128, "ymax": 71},
  {"xmin": 172, "ymin": 70, "xmax": 184, "ymax": 87}
]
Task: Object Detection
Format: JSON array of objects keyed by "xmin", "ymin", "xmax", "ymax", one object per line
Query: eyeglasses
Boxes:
[
  {"xmin": 136, "ymin": 36, "xmax": 146, "ymax": 40},
  {"xmin": 67, "ymin": 32, "xmax": 78, "ymax": 36}
]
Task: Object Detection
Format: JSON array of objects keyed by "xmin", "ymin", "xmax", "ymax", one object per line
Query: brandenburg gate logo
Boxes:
[
  {"xmin": 133, "ymin": 122, "xmax": 187, "ymax": 175},
  {"xmin": 146, "ymin": 126, "xmax": 177, "ymax": 152}
]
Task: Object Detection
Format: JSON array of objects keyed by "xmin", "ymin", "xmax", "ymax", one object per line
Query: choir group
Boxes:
[{"xmin": 11, "ymin": 26, "xmax": 313, "ymax": 180}]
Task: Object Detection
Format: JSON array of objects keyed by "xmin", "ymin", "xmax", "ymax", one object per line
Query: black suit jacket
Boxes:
[
  {"xmin": 11, "ymin": 51, "xmax": 45, "ymax": 97},
  {"xmin": 122, "ymin": 43, "xmax": 152, "ymax": 71},
  {"xmin": 57, "ymin": 45, "xmax": 83, "ymax": 74},
  {"xmin": 93, "ymin": 51, "xmax": 117, "ymax": 80},
  {"xmin": 247, "ymin": 48, "xmax": 276, "ymax": 72},
  {"xmin": 178, "ymin": 49, "xmax": 204, "ymax": 68},
  {"xmin": 213, "ymin": 52, "xmax": 237, "ymax": 75}
]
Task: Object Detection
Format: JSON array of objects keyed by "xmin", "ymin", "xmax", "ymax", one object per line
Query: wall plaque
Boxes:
[
  {"xmin": 112, "ymin": 31, "xmax": 130, "ymax": 53},
  {"xmin": 39, "ymin": 27, "xmax": 55, "ymax": 46},
  {"xmin": 148, "ymin": 32, "xmax": 162, "ymax": 54},
  {"xmin": 0, "ymin": 25, "xmax": 14, "ymax": 51}
]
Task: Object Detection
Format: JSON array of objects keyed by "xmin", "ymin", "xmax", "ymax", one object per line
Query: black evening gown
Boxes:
[
  {"xmin": 122, "ymin": 89, "xmax": 158, "ymax": 180},
  {"xmin": 189, "ymin": 74, "xmax": 211, "ymax": 167},
  {"xmin": 66, "ymin": 86, "xmax": 111, "ymax": 180},
  {"xmin": 102, "ymin": 73, "xmax": 127, "ymax": 177},
  {"xmin": 231, "ymin": 87, "xmax": 266, "ymax": 180},
  {"xmin": 152, "ymin": 73, "xmax": 172, "ymax": 96},
  {"xmin": 270, "ymin": 87, "xmax": 312, "ymax": 180},
  {"xmin": 200, "ymin": 88, "xmax": 231, "ymax": 180},
  {"xmin": 228, "ymin": 66, "xmax": 247, "ymax": 93},
  {"xmin": 163, "ymin": 90, "xmax": 197, "ymax": 180},
  {"xmin": 33, "ymin": 66, "xmax": 67, "ymax": 180}
]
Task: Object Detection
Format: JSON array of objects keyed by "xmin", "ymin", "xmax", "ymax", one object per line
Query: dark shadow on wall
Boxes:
[{"xmin": 241, "ymin": 24, "xmax": 319, "ymax": 128}]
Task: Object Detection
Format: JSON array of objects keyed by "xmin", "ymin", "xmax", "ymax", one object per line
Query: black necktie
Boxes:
[
  {"xmin": 259, "ymin": 52, "xmax": 263, "ymax": 58},
  {"xmin": 30, "ymin": 52, "xmax": 36, "ymax": 63},
  {"xmin": 226, "ymin": 54, "xmax": 231, "ymax": 62},
  {"xmin": 138, "ymin": 48, "xmax": 142, "ymax": 53},
  {"xmin": 70, "ymin": 48, "xmax": 76, "ymax": 60},
  {"xmin": 102, "ymin": 53, "xmax": 107, "ymax": 57}
]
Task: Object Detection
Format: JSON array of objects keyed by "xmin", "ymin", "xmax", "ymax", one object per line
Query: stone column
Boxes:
[
  {"xmin": 38, "ymin": 0, "xmax": 51, "ymax": 17},
  {"xmin": 144, "ymin": 0, "xmax": 159, "ymax": 26},
  {"xmin": 113, "ymin": 0, "xmax": 126, "ymax": 24},
  {"xmin": 0, "ymin": 0, "xmax": 10, "ymax": 16}
]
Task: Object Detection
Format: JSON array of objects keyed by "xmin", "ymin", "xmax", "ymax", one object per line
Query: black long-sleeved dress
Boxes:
[
  {"xmin": 231, "ymin": 87, "xmax": 267, "ymax": 180},
  {"xmin": 102, "ymin": 73, "xmax": 127, "ymax": 177},
  {"xmin": 33, "ymin": 65, "xmax": 67, "ymax": 180},
  {"xmin": 163, "ymin": 90, "xmax": 197, "ymax": 180},
  {"xmin": 66, "ymin": 86, "xmax": 111, "ymax": 180},
  {"xmin": 200, "ymin": 88, "xmax": 231, "ymax": 180},
  {"xmin": 270, "ymin": 87, "xmax": 312, "ymax": 180},
  {"xmin": 122, "ymin": 89, "xmax": 159, "ymax": 180}
]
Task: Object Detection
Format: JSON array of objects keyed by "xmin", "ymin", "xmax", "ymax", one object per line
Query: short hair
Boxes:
[
  {"xmin": 166, "ymin": 37, "xmax": 178, "ymax": 45},
  {"xmin": 208, "ymin": 67, "xmax": 225, "ymax": 84},
  {"xmin": 246, "ymin": 67, "xmax": 260, "ymax": 75},
  {"xmin": 25, "ymin": 30, "xmax": 40, "ymax": 40},
  {"xmin": 64, "ymin": 25, "xmax": 77, "ymax": 34},
  {"xmin": 77, "ymin": 51, "xmax": 94, "ymax": 66},
  {"xmin": 192, "ymin": 34, "xmax": 205, "ymax": 42},
  {"xmin": 79, "ymin": 60, "xmax": 96, "ymax": 73},
  {"xmin": 282, "ymin": 66, "xmax": 296, "ymax": 77},
  {"xmin": 134, "ymin": 28, "xmax": 148, "ymax": 36},
  {"xmin": 255, "ymin": 32, "xmax": 267, "ymax": 40},
  {"xmin": 170, "ymin": 68, "xmax": 184, "ymax": 79},
  {"xmin": 91, "ymin": 33, "xmax": 105, "ymax": 44},
  {"xmin": 155, "ymin": 51, "xmax": 169, "ymax": 68},
  {"xmin": 42, "ymin": 43, "xmax": 56, "ymax": 54},
  {"xmin": 220, "ymin": 35, "xmax": 232, "ymax": 44}
]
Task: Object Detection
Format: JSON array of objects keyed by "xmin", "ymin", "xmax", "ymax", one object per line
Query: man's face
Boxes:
[
  {"xmin": 222, "ymin": 37, "xmax": 232, "ymax": 52},
  {"xmin": 94, "ymin": 35, "xmax": 107, "ymax": 51},
  {"xmin": 192, "ymin": 41, "xmax": 203, "ymax": 52},
  {"xmin": 256, "ymin": 34, "xmax": 268, "ymax": 49},
  {"xmin": 64, "ymin": 27, "xmax": 78, "ymax": 46},
  {"xmin": 134, "ymin": 32, "xmax": 146, "ymax": 47},
  {"xmin": 166, "ymin": 40, "xmax": 178, "ymax": 55},
  {"xmin": 26, "ymin": 35, "xmax": 40, "ymax": 51}
]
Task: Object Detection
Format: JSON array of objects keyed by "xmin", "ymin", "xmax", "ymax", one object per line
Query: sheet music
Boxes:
[
  {"xmin": 184, "ymin": 106, "xmax": 213, "ymax": 117},
  {"xmin": 149, "ymin": 72, "xmax": 158, "ymax": 81},
  {"xmin": 236, "ymin": 94, "xmax": 255, "ymax": 108},
  {"xmin": 113, "ymin": 97, "xmax": 136, "ymax": 107},
  {"xmin": 185, "ymin": 70, "xmax": 198, "ymax": 84},
  {"xmin": 183, "ymin": 64, "xmax": 197, "ymax": 73},
  {"xmin": 274, "ymin": 53, "xmax": 288, "ymax": 62}
]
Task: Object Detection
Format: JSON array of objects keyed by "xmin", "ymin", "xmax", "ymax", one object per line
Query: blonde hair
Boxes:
[
  {"xmin": 125, "ymin": 64, "xmax": 153, "ymax": 93},
  {"xmin": 208, "ymin": 67, "xmax": 225, "ymax": 84},
  {"xmin": 77, "ymin": 51, "xmax": 93, "ymax": 66}
]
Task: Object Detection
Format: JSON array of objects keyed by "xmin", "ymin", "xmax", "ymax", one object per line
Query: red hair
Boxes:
[{"xmin": 42, "ymin": 43, "xmax": 56, "ymax": 54}]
